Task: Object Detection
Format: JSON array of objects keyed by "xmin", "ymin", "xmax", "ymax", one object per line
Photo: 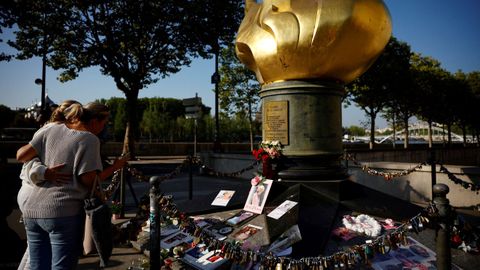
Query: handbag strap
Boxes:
[{"xmin": 89, "ymin": 174, "xmax": 105, "ymax": 199}]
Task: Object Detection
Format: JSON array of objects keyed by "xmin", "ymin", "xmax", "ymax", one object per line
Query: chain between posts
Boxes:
[
  {"xmin": 105, "ymin": 153, "xmax": 479, "ymax": 199},
  {"xmin": 151, "ymin": 193, "xmax": 441, "ymax": 270},
  {"xmin": 344, "ymin": 153, "xmax": 480, "ymax": 194},
  {"xmin": 344, "ymin": 153, "xmax": 427, "ymax": 180},
  {"xmin": 104, "ymin": 157, "xmax": 261, "ymax": 200}
]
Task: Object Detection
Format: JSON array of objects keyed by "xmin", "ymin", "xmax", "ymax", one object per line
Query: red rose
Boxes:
[{"xmin": 451, "ymin": 234, "xmax": 462, "ymax": 247}]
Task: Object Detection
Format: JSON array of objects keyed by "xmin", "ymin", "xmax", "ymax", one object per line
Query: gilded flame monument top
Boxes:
[{"xmin": 236, "ymin": 0, "xmax": 392, "ymax": 85}]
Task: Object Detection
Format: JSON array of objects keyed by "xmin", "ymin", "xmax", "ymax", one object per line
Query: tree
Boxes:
[
  {"xmin": 5, "ymin": 0, "xmax": 242, "ymax": 157},
  {"xmin": 112, "ymin": 101, "xmax": 126, "ymax": 141},
  {"xmin": 218, "ymin": 40, "xmax": 260, "ymax": 150},
  {"xmin": 345, "ymin": 125, "xmax": 366, "ymax": 137},
  {"xmin": 346, "ymin": 37, "xmax": 410, "ymax": 149},
  {"xmin": 183, "ymin": 0, "xmax": 243, "ymax": 148},
  {"xmin": 140, "ymin": 103, "xmax": 161, "ymax": 142},
  {"xmin": 452, "ymin": 71, "xmax": 475, "ymax": 146},
  {"xmin": 387, "ymin": 39, "xmax": 414, "ymax": 149},
  {"xmin": 410, "ymin": 53, "xmax": 446, "ymax": 147},
  {"xmin": 466, "ymin": 72, "xmax": 480, "ymax": 143},
  {"xmin": 0, "ymin": 0, "xmax": 16, "ymax": 61}
]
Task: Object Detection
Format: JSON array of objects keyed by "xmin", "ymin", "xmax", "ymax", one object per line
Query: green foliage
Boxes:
[
  {"xmin": 466, "ymin": 71, "xmax": 480, "ymax": 95},
  {"xmin": 346, "ymin": 37, "xmax": 411, "ymax": 147},
  {"xmin": 182, "ymin": 0, "xmax": 243, "ymax": 57},
  {"xmin": 0, "ymin": 0, "xmax": 16, "ymax": 61},
  {"xmin": 410, "ymin": 53, "xmax": 447, "ymax": 124},
  {"xmin": 217, "ymin": 40, "xmax": 261, "ymax": 147},
  {"xmin": 4, "ymin": 0, "xmax": 243, "ymax": 155},
  {"xmin": 344, "ymin": 125, "xmax": 366, "ymax": 136},
  {"xmin": 218, "ymin": 40, "xmax": 260, "ymax": 116},
  {"xmin": 112, "ymin": 101, "xmax": 126, "ymax": 141}
]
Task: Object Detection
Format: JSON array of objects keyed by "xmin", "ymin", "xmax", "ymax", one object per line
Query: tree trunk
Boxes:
[
  {"xmin": 447, "ymin": 123, "xmax": 452, "ymax": 146},
  {"xmin": 123, "ymin": 89, "xmax": 140, "ymax": 158},
  {"xmin": 123, "ymin": 122, "xmax": 132, "ymax": 155},
  {"xmin": 462, "ymin": 124, "xmax": 467, "ymax": 147},
  {"xmin": 403, "ymin": 116, "xmax": 409, "ymax": 149},
  {"xmin": 428, "ymin": 120, "xmax": 433, "ymax": 148},
  {"xmin": 392, "ymin": 113, "xmax": 396, "ymax": 149},
  {"xmin": 369, "ymin": 112, "xmax": 376, "ymax": 150},
  {"xmin": 442, "ymin": 125, "xmax": 446, "ymax": 147}
]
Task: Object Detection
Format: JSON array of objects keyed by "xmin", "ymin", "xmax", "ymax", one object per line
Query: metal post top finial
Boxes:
[
  {"xmin": 433, "ymin": 184, "xmax": 449, "ymax": 196},
  {"xmin": 149, "ymin": 176, "xmax": 160, "ymax": 186}
]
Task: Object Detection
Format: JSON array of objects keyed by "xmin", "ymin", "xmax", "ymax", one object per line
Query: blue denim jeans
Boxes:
[{"xmin": 24, "ymin": 214, "xmax": 83, "ymax": 270}]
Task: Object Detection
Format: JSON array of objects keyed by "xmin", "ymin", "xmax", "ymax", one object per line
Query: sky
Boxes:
[{"xmin": 0, "ymin": 0, "xmax": 479, "ymax": 129}]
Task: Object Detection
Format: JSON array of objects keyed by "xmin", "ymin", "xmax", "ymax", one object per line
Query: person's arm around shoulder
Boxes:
[
  {"xmin": 17, "ymin": 123, "xmax": 52, "ymax": 162},
  {"xmin": 16, "ymin": 144, "xmax": 37, "ymax": 163},
  {"xmin": 20, "ymin": 156, "xmax": 71, "ymax": 185}
]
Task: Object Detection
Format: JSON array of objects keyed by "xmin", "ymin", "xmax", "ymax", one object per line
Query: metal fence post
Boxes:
[
  {"xmin": 430, "ymin": 150, "xmax": 436, "ymax": 200},
  {"xmin": 120, "ymin": 168, "xmax": 126, "ymax": 218},
  {"xmin": 433, "ymin": 184, "xmax": 452, "ymax": 270},
  {"xmin": 149, "ymin": 176, "xmax": 161, "ymax": 269},
  {"xmin": 189, "ymin": 156, "xmax": 193, "ymax": 200},
  {"xmin": 344, "ymin": 149, "xmax": 349, "ymax": 170}
]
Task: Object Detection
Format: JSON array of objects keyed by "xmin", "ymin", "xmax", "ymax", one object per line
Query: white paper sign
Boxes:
[
  {"xmin": 267, "ymin": 200, "xmax": 298, "ymax": 219},
  {"xmin": 211, "ymin": 190, "xmax": 235, "ymax": 206}
]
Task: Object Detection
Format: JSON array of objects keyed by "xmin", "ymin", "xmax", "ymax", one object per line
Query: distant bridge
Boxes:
[{"xmin": 377, "ymin": 123, "xmax": 468, "ymax": 144}]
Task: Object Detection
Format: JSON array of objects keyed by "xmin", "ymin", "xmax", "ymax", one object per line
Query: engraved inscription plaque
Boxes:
[{"xmin": 264, "ymin": 101, "xmax": 289, "ymax": 145}]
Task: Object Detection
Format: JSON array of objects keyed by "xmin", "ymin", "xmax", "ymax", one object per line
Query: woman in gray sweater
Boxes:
[{"xmin": 16, "ymin": 102, "xmax": 111, "ymax": 270}]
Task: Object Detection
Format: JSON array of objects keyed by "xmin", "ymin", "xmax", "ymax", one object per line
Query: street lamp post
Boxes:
[
  {"xmin": 35, "ymin": 52, "xmax": 47, "ymax": 125},
  {"xmin": 212, "ymin": 49, "xmax": 221, "ymax": 152}
]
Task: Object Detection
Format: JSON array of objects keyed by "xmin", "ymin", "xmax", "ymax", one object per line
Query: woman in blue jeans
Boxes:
[{"xmin": 17, "ymin": 102, "xmax": 110, "ymax": 269}]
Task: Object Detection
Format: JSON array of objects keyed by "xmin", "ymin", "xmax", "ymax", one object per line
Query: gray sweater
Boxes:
[{"xmin": 18, "ymin": 124, "xmax": 103, "ymax": 218}]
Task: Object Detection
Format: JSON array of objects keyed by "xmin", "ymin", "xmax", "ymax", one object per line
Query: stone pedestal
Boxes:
[{"xmin": 260, "ymin": 80, "xmax": 348, "ymax": 185}]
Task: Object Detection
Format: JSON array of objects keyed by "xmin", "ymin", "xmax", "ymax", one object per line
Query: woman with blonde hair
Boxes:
[{"xmin": 16, "ymin": 101, "xmax": 123, "ymax": 269}]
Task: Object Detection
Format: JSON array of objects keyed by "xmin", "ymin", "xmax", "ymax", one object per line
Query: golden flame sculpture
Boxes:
[{"xmin": 236, "ymin": 0, "xmax": 392, "ymax": 85}]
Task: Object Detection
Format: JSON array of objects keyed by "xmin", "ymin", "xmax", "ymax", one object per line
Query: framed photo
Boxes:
[
  {"xmin": 160, "ymin": 231, "xmax": 193, "ymax": 250},
  {"xmin": 211, "ymin": 190, "xmax": 235, "ymax": 206},
  {"xmin": 244, "ymin": 179, "xmax": 273, "ymax": 214},
  {"xmin": 232, "ymin": 224, "xmax": 262, "ymax": 241},
  {"xmin": 226, "ymin": 210, "xmax": 257, "ymax": 226}
]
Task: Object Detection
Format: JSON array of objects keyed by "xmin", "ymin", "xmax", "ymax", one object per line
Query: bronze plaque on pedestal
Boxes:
[{"xmin": 264, "ymin": 101, "xmax": 289, "ymax": 145}]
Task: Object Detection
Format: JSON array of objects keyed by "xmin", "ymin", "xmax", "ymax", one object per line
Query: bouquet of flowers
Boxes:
[
  {"xmin": 110, "ymin": 201, "xmax": 122, "ymax": 215},
  {"xmin": 252, "ymin": 140, "xmax": 284, "ymax": 161},
  {"xmin": 251, "ymin": 174, "xmax": 267, "ymax": 187}
]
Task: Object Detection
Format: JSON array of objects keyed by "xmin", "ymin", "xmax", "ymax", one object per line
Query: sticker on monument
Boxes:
[
  {"xmin": 232, "ymin": 224, "xmax": 262, "ymax": 241},
  {"xmin": 211, "ymin": 190, "xmax": 235, "ymax": 206},
  {"xmin": 267, "ymin": 200, "xmax": 298, "ymax": 220},
  {"xmin": 226, "ymin": 210, "xmax": 257, "ymax": 226}
]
